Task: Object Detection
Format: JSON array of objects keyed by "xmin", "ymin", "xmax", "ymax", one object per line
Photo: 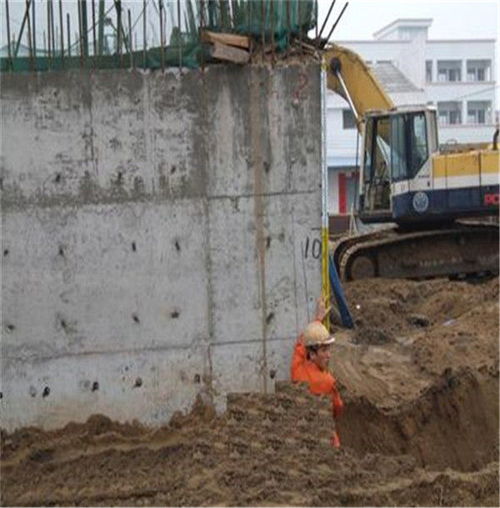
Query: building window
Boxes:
[
  {"xmin": 342, "ymin": 109, "xmax": 356, "ymax": 130},
  {"xmin": 437, "ymin": 101, "xmax": 462, "ymax": 126},
  {"xmin": 425, "ymin": 60, "xmax": 432, "ymax": 82},
  {"xmin": 437, "ymin": 60, "xmax": 462, "ymax": 82},
  {"xmin": 467, "ymin": 101, "xmax": 491, "ymax": 124},
  {"xmin": 467, "ymin": 60, "xmax": 491, "ymax": 82}
]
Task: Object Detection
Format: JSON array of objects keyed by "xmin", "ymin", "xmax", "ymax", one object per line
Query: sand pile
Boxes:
[{"xmin": 1, "ymin": 277, "xmax": 498, "ymax": 506}]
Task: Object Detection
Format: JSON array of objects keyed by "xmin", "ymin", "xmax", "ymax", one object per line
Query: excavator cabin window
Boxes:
[
  {"xmin": 391, "ymin": 112, "xmax": 429, "ymax": 182},
  {"xmin": 363, "ymin": 116, "xmax": 391, "ymax": 211},
  {"xmin": 365, "ymin": 112, "xmax": 429, "ymax": 186}
]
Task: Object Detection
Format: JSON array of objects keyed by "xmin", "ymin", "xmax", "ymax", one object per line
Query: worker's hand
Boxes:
[
  {"xmin": 331, "ymin": 429, "xmax": 341, "ymax": 448},
  {"xmin": 314, "ymin": 296, "xmax": 330, "ymax": 322}
]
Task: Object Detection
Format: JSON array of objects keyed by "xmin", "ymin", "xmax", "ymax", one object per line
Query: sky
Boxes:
[{"xmin": 319, "ymin": 0, "xmax": 498, "ymax": 40}]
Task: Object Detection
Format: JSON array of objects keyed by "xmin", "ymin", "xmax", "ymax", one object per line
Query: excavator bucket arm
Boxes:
[{"xmin": 324, "ymin": 44, "xmax": 394, "ymax": 129}]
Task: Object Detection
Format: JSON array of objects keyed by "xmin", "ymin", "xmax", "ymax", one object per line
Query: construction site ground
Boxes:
[{"xmin": 1, "ymin": 277, "xmax": 499, "ymax": 507}]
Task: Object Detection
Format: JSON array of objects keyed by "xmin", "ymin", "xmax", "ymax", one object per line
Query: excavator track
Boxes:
[{"xmin": 332, "ymin": 222, "xmax": 499, "ymax": 281}]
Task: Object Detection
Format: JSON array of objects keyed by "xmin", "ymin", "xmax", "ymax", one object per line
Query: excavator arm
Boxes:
[{"xmin": 324, "ymin": 44, "xmax": 394, "ymax": 129}]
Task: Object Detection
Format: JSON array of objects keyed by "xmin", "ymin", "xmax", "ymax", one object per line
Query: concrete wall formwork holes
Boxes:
[{"xmin": 0, "ymin": 64, "xmax": 323, "ymax": 431}]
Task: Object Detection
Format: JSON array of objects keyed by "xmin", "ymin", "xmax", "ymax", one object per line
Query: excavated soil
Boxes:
[{"xmin": 1, "ymin": 277, "xmax": 499, "ymax": 506}]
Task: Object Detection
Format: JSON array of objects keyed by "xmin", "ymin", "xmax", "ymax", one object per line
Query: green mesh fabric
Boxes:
[{"xmin": 1, "ymin": 0, "xmax": 317, "ymax": 73}]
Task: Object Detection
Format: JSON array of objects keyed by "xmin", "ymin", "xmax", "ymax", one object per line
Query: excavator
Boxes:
[{"xmin": 325, "ymin": 44, "xmax": 499, "ymax": 281}]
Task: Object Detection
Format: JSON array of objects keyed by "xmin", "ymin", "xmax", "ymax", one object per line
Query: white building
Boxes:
[{"xmin": 327, "ymin": 18, "xmax": 497, "ymax": 227}]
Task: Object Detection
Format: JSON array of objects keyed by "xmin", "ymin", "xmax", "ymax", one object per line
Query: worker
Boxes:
[{"xmin": 290, "ymin": 299, "xmax": 344, "ymax": 448}]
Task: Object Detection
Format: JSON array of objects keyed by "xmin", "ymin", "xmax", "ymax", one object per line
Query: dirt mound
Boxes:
[
  {"xmin": 1, "ymin": 277, "xmax": 499, "ymax": 506},
  {"xmin": 1, "ymin": 378, "xmax": 498, "ymax": 506},
  {"xmin": 340, "ymin": 366, "xmax": 499, "ymax": 471},
  {"xmin": 345, "ymin": 277, "xmax": 498, "ymax": 345}
]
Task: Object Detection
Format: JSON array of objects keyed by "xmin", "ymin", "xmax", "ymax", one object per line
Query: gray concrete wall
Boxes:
[{"xmin": 0, "ymin": 64, "xmax": 323, "ymax": 431}]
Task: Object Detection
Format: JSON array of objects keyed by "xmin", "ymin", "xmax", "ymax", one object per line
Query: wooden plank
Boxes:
[
  {"xmin": 210, "ymin": 41, "xmax": 249, "ymax": 64},
  {"xmin": 201, "ymin": 30, "xmax": 250, "ymax": 49}
]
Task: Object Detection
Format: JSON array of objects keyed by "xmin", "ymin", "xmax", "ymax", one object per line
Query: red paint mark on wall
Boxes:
[{"xmin": 339, "ymin": 173, "xmax": 347, "ymax": 214}]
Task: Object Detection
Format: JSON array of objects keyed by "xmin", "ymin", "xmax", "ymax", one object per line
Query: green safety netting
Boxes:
[{"xmin": 1, "ymin": 0, "xmax": 317, "ymax": 73}]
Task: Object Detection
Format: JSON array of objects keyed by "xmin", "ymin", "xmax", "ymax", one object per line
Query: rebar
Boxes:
[
  {"xmin": 47, "ymin": 0, "xmax": 52, "ymax": 64},
  {"xmin": 159, "ymin": 0, "xmax": 165, "ymax": 71},
  {"xmin": 323, "ymin": 1, "xmax": 349, "ymax": 48},
  {"xmin": 92, "ymin": 0, "xmax": 96, "ymax": 64},
  {"xmin": 26, "ymin": 0, "xmax": 34, "ymax": 70},
  {"xmin": 59, "ymin": 0, "xmax": 64, "ymax": 65},
  {"xmin": 77, "ymin": 0, "xmax": 83, "ymax": 66},
  {"xmin": 98, "ymin": 0, "xmax": 104, "ymax": 56},
  {"xmin": 5, "ymin": 0, "xmax": 12, "ymax": 69},
  {"xmin": 261, "ymin": 0, "xmax": 265, "ymax": 57},
  {"xmin": 298, "ymin": 0, "xmax": 303, "ymax": 56},
  {"xmin": 66, "ymin": 13, "xmax": 71, "ymax": 57},
  {"xmin": 143, "ymin": 0, "xmax": 147, "ymax": 69},
  {"xmin": 177, "ymin": 0, "xmax": 182, "ymax": 69},
  {"xmin": 14, "ymin": 0, "xmax": 31, "ymax": 58},
  {"xmin": 317, "ymin": 0, "xmax": 336, "ymax": 47},
  {"xmin": 270, "ymin": 0, "xmax": 275, "ymax": 62},
  {"xmin": 81, "ymin": 0, "xmax": 88, "ymax": 57},
  {"xmin": 115, "ymin": 0, "xmax": 122, "ymax": 64},
  {"xmin": 200, "ymin": 0, "xmax": 206, "ymax": 71},
  {"xmin": 286, "ymin": 0, "xmax": 290, "ymax": 57},
  {"xmin": 50, "ymin": 0, "xmax": 56, "ymax": 58},
  {"xmin": 128, "ymin": 9, "xmax": 133, "ymax": 68},
  {"xmin": 32, "ymin": 0, "xmax": 36, "ymax": 61}
]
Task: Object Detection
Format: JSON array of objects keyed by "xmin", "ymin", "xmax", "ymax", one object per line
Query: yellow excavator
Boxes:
[{"xmin": 325, "ymin": 44, "xmax": 499, "ymax": 281}]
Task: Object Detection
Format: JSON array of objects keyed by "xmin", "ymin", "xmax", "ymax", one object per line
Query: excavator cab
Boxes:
[{"xmin": 359, "ymin": 107, "xmax": 439, "ymax": 223}]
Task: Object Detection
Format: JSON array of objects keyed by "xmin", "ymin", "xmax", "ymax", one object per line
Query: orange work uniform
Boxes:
[{"xmin": 291, "ymin": 340, "xmax": 344, "ymax": 446}]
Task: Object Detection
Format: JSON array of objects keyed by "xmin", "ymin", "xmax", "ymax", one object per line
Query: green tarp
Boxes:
[{"xmin": 1, "ymin": 0, "xmax": 317, "ymax": 73}]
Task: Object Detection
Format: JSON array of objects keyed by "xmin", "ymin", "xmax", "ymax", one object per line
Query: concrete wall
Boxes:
[{"xmin": 0, "ymin": 64, "xmax": 323, "ymax": 431}]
